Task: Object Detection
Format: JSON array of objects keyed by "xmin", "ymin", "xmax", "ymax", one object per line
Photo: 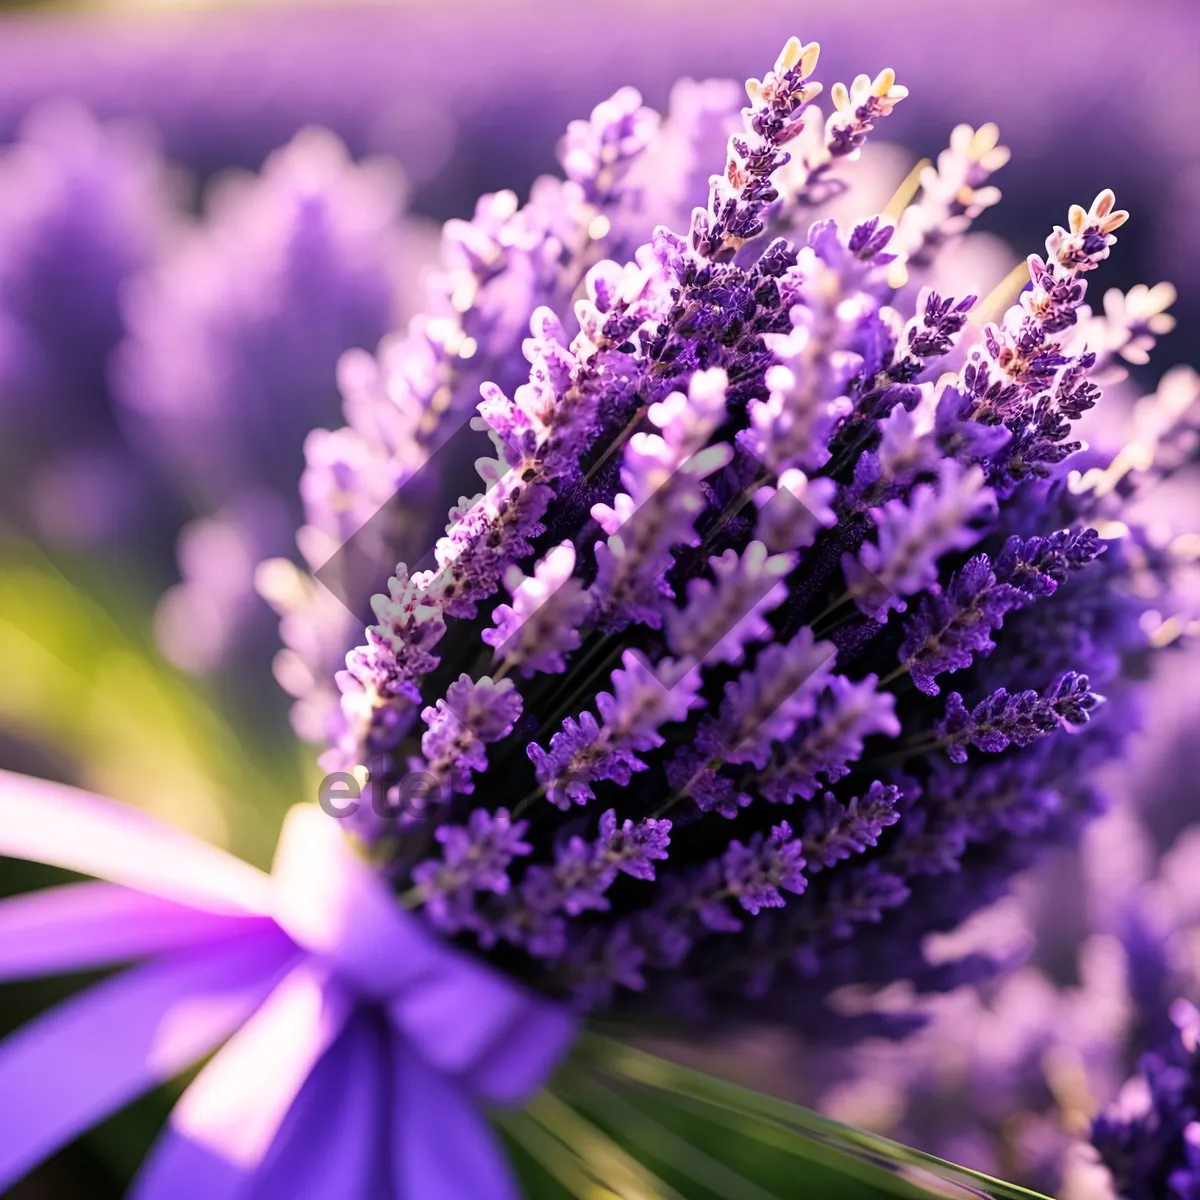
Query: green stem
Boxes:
[
  {"xmin": 512, "ymin": 783, "xmax": 549, "ymax": 819},
  {"xmin": 878, "ymin": 661, "xmax": 911, "ymax": 688}
]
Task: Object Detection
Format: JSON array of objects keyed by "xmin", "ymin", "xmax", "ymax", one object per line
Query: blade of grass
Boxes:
[
  {"xmin": 524, "ymin": 1090, "xmax": 686, "ymax": 1200},
  {"xmin": 553, "ymin": 1065, "xmax": 785, "ymax": 1200},
  {"xmin": 599, "ymin": 1072, "xmax": 944, "ymax": 1199},
  {"xmin": 573, "ymin": 1035, "xmax": 1050, "ymax": 1200},
  {"xmin": 495, "ymin": 1110, "xmax": 625, "ymax": 1200},
  {"xmin": 0, "ymin": 538, "xmax": 305, "ymax": 865}
]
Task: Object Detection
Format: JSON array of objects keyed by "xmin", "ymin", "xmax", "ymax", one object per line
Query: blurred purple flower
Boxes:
[
  {"xmin": 1092, "ymin": 999, "xmax": 1200, "ymax": 1200},
  {"xmin": 0, "ymin": 101, "xmax": 173, "ymax": 545},
  {"xmin": 112, "ymin": 127, "xmax": 413, "ymax": 508},
  {"xmin": 110, "ymin": 128, "xmax": 424, "ymax": 673},
  {"xmin": 153, "ymin": 490, "xmax": 294, "ymax": 676}
]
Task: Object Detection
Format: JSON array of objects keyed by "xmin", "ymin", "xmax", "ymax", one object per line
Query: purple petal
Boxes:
[
  {"xmin": 0, "ymin": 770, "xmax": 272, "ymax": 916},
  {"xmin": 129, "ymin": 1126, "xmax": 248, "ymax": 1199},
  {"xmin": 0, "ymin": 882, "xmax": 267, "ymax": 982},
  {"xmin": 0, "ymin": 926, "xmax": 295, "ymax": 1193},
  {"xmin": 392, "ymin": 1038, "xmax": 521, "ymax": 1200},
  {"xmin": 131, "ymin": 961, "xmax": 353, "ymax": 1198}
]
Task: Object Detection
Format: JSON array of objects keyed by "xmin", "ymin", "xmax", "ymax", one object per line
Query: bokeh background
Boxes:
[{"xmin": 0, "ymin": 0, "xmax": 1196, "ymax": 1195}]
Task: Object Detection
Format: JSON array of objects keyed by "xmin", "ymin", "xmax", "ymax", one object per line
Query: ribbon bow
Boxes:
[{"xmin": 0, "ymin": 771, "xmax": 576, "ymax": 1197}]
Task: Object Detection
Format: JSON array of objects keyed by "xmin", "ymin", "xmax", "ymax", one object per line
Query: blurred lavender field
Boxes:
[
  {"xmin": 0, "ymin": 2, "xmax": 1198, "ymax": 1196},
  {"xmin": 1, "ymin": 0, "xmax": 1197, "ymax": 330}
]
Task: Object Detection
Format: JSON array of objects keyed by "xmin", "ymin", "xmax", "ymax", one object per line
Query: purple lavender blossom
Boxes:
[
  {"xmin": 897, "ymin": 528, "xmax": 1105, "ymax": 696},
  {"xmin": 698, "ymin": 629, "xmax": 837, "ymax": 769},
  {"xmin": 1092, "ymin": 999, "xmax": 1200, "ymax": 1200},
  {"xmin": 420, "ymin": 674, "xmax": 523, "ymax": 795},
  {"xmin": 843, "ymin": 459, "xmax": 996, "ymax": 618},
  {"xmin": 298, "ymin": 36, "xmax": 1194, "ymax": 1044},
  {"xmin": 528, "ymin": 650, "xmax": 701, "ymax": 810},
  {"xmin": 412, "ymin": 807, "xmax": 532, "ymax": 938},
  {"xmin": 483, "ymin": 541, "xmax": 590, "ymax": 675},
  {"xmin": 516, "ymin": 810, "xmax": 672, "ymax": 922},
  {"xmin": 936, "ymin": 672, "xmax": 1103, "ymax": 765},
  {"xmin": 274, "ymin": 82, "xmax": 738, "ymax": 750},
  {"xmin": 893, "ymin": 123, "xmax": 1010, "ymax": 270},
  {"xmin": 721, "ymin": 821, "xmax": 809, "ymax": 915},
  {"xmin": 666, "ymin": 540, "xmax": 796, "ymax": 667},
  {"xmin": 758, "ymin": 675, "xmax": 901, "ymax": 806},
  {"xmin": 685, "ymin": 370, "xmax": 1200, "ymax": 1194}
]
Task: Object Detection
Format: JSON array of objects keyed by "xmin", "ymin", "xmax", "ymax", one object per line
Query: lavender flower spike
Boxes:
[
  {"xmin": 894, "ymin": 123, "xmax": 1010, "ymax": 270},
  {"xmin": 722, "ymin": 821, "xmax": 809, "ymax": 915},
  {"xmin": 298, "ymin": 36, "xmax": 1189, "ymax": 1042},
  {"xmin": 844, "ymin": 459, "xmax": 995, "ymax": 618},
  {"xmin": 0, "ymin": 102, "xmax": 172, "ymax": 546},
  {"xmin": 483, "ymin": 541, "xmax": 591, "ymax": 676},
  {"xmin": 935, "ymin": 671, "xmax": 1104, "ymax": 764},
  {"xmin": 666, "ymin": 540, "xmax": 796, "ymax": 669},
  {"xmin": 693, "ymin": 36, "xmax": 823, "ymax": 260},
  {"xmin": 0, "ymin": 771, "xmax": 574, "ymax": 1197}
]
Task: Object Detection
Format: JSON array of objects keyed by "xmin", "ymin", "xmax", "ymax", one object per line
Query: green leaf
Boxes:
[
  {"xmin": 507, "ymin": 1035, "xmax": 1052, "ymax": 1200},
  {"xmin": 0, "ymin": 537, "xmax": 310, "ymax": 867}
]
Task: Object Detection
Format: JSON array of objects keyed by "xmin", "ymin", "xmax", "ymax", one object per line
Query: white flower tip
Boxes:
[
  {"xmin": 255, "ymin": 558, "xmax": 303, "ymax": 607},
  {"xmin": 689, "ymin": 365, "xmax": 729, "ymax": 403},
  {"xmin": 1147, "ymin": 280, "xmax": 1178, "ymax": 310},
  {"xmin": 873, "ymin": 68, "xmax": 905, "ymax": 100},
  {"xmin": 1092, "ymin": 188, "xmax": 1128, "ymax": 231},
  {"xmin": 1093, "ymin": 188, "xmax": 1116, "ymax": 218},
  {"xmin": 886, "ymin": 259, "xmax": 910, "ymax": 290},
  {"xmin": 972, "ymin": 122, "xmax": 1000, "ymax": 153},
  {"xmin": 1072, "ymin": 189, "xmax": 1128, "ymax": 235},
  {"xmin": 777, "ymin": 36, "xmax": 803, "ymax": 71}
]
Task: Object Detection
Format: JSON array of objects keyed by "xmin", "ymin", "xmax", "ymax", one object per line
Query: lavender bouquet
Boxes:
[{"xmin": 0, "ymin": 34, "xmax": 1194, "ymax": 1199}]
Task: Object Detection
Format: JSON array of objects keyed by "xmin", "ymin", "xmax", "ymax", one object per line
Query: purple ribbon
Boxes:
[{"xmin": 0, "ymin": 770, "xmax": 577, "ymax": 1197}]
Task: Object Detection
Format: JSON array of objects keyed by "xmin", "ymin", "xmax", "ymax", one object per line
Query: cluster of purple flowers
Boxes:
[
  {"xmin": 1092, "ymin": 999, "xmax": 1200, "ymax": 1200},
  {"xmin": 264, "ymin": 77, "xmax": 741, "ymax": 738},
  {"xmin": 291, "ymin": 34, "xmax": 1191, "ymax": 1041},
  {"xmin": 780, "ymin": 616, "xmax": 1200, "ymax": 1196},
  {"xmin": 0, "ymin": 25, "xmax": 1195, "ymax": 1200}
]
